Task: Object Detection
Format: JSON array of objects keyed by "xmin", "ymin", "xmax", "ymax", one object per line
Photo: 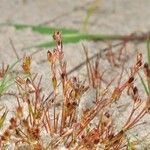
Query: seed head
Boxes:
[{"xmin": 128, "ymin": 76, "xmax": 134, "ymax": 83}]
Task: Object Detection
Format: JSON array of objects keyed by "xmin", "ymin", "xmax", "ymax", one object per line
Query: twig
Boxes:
[
  {"xmin": 29, "ymin": 31, "xmax": 150, "ymax": 76},
  {"xmin": 67, "ymin": 41, "xmax": 124, "ymax": 75},
  {"xmin": 9, "ymin": 38, "xmax": 20, "ymax": 60}
]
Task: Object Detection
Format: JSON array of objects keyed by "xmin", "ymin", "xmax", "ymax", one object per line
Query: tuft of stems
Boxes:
[{"xmin": 0, "ymin": 32, "xmax": 150, "ymax": 149}]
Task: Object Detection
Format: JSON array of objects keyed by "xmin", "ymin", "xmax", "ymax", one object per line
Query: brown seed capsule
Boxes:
[
  {"xmin": 72, "ymin": 102, "xmax": 77, "ymax": 106},
  {"xmin": 52, "ymin": 76, "xmax": 57, "ymax": 90},
  {"xmin": 22, "ymin": 56, "xmax": 31, "ymax": 74},
  {"xmin": 0, "ymin": 63, "xmax": 9, "ymax": 79},
  {"xmin": 1, "ymin": 135, "xmax": 6, "ymax": 141},
  {"xmin": 16, "ymin": 106, "xmax": 23, "ymax": 118},
  {"xmin": 15, "ymin": 129, "xmax": 21, "ymax": 137},
  {"xmin": 128, "ymin": 76, "xmax": 134, "ymax": 83},
  {"xmin": 10, "ymin": 117, "xmax": 17, "ymax": 128},
  {"xmin": 15, "ymin": 76, "xmax": 26, "ymax": 85},
  {"xmin": 2, "ymin": 130, "xmax": 10, "ymax": 140},
  {"xmin": 66, "ymin": 102, "xmax": 71, "ymax": 107},
  {"xmin": 94, "ymin": 139, "xmax": 100, "ymax": 144},
  {"xmin": 144, "ymin": 63, "xmax": 149, "ymax": 69},
  {"xmin": 105, "ymin": 112, "xmax": 110, "ymax": 118},
  {"xmin": 22, "ymin": 119, "xmax": 29, "ymax": 128},
  {"xmin": 137, "ymin": 60, "xmax": 142, "ymax": 67},
  {"xmin": 81, "ymin": 135, "xmax": 85, "ymax": 139},
  {"xmin": 4, "ymin": 130, "xmax": 10, "ymax": 137},
  {"xmin": 47, "ymin": 50, "xmax": 53, "ymax": 63},
  {"xmin": 61, "ymin": 73, "xmax": 65, "ymax": 79},
  {"xmin": 53, "ymin": 31, "xmax": 62, "ymax": 42},
  {"xmin": 133, "ymin": 86, "xmax": 138, "ymax": 95}
]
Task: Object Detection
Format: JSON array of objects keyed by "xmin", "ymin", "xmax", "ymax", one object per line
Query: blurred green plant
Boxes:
[
  {"xmin": 12, "ymin": 23, "xmax": 79, "ymax": 35},
  {"xmin": 139, "ymin": 36, "xmax": 150, "ymax": 95},
  {"xmin": 83, "ymin": 0, "xmax": 101, "ymax": 32},
  {"xmin": 0, "ymin": 108, "xmax": 8, "ymax": 129},
  {"xmin": 126, "ymin": 137, "xmax": 135, "ymax": 150},
  {"xmin": 0, "ymin": 23, "xmax": 129, "ymax": 49},
  {"xmin": 147, "ymin": 36, "xmax": 150, "ymax": 65},
  {"xmin": 138, "ymin": 73, "xmax": 149, "ymax": 95},
  {"xmin": 0, "ymin": 23, "xmax": 149, "ymax": 50},
  {"xmin": 0, "ymin": 60, "xmax": 19, "ymax": 96}
]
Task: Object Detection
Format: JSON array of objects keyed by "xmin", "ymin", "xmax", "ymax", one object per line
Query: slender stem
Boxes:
[{"xmin": 9, "ymin": 38, "xmax": 20, "ymax": 60}]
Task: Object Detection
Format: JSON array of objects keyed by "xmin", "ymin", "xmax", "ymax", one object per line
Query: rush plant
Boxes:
[{"xmin": 0, "ymin": 32, "xmax": 150, "ymax": 150}]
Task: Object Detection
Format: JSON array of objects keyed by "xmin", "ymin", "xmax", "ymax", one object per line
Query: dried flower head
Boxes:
[
  {"xmin": 15, "ymin": 76, "xmax": 26, "ymax": 85},
  {"xmin": 16, "ymin": 106, "xmax": 23, "ymax": 118},
  {"xmin": 53, "ymin": 31, "xmax": 63, "ymax": 52},
  {"xmin": 22, "ymin": 56, "xmax": 32, "ymax": 74},
  {"xmin": 0, "ymin": 63, "xmax": 9, "ymax": 79},
  {"xmin": 53, "ymin": 31, "xmax": 62, "ymax": 43},
  {"xmin": 47, "ymin": 50, "xmax": 53, "ymax": 63},
  {"xmin": 9, "ymin": 117, "xmax": 17, "ymax": 129}
]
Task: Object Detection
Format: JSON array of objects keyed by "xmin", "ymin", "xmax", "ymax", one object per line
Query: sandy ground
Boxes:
[{"xmin": 0, "ymin": 0, "xmax": 150, "ymax": 149}]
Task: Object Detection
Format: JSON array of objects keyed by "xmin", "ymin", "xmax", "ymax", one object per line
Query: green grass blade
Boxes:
[
  {"xmin": 0, "ymin": 60, "xmax": 19, "ymax": 95},
  {"xmin": 0, "ymin": 109, "xmax": 8, "ymax": 129},
  {"xmin": 127, "ymin": 138, "xmax": 135, "ymax": 150},
  {"xmin": 138, "ymin": 73, "xmax": 149, "ymax": 95},
  {"xmin": 83, "ymin": 0, "xmax": 100, "ymax": 32},
  {"xmin": 8, "ymin": 59, "xmax": 20, "ymax": 71},
  {"xmin": 27, "ymin": 33, "xmax": 123, "ymax": 48},
  {"xmin": 13, "ymin": 24, "xmax": 123, "ymax": 41},
  {"xmin": 147, "ymin": 36, "xmax": 150, "ymax": 65},
  {"xmin": 2, "ymin": 23, "xmax": 79, "ymax": 35},
  {"xmin": 1, "ymin": 60, "xmax": 19, "ymax": 86},
  {"xmin": 0, "ymin": 106, "xmax": 5, "ymax": 112}
]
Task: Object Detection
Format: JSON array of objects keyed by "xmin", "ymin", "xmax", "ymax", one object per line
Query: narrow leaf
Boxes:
[
  {"xmin": 28, "ymin": 34, "xmax": 122, "ymax": 49},
  {"xmin": 147, "ymin": 36, "xmax": 150, "ymax": 65},
  {"xmin": 138, "ymin": 73, "xmax": 149, "ymax": 95},
  {"xmin": 3, "ymin": 23, "xmax": 79, "ymax": 35},
  {"xmin": 0, "ymin": 109, "xmax": 8, "ymax": 129}
]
